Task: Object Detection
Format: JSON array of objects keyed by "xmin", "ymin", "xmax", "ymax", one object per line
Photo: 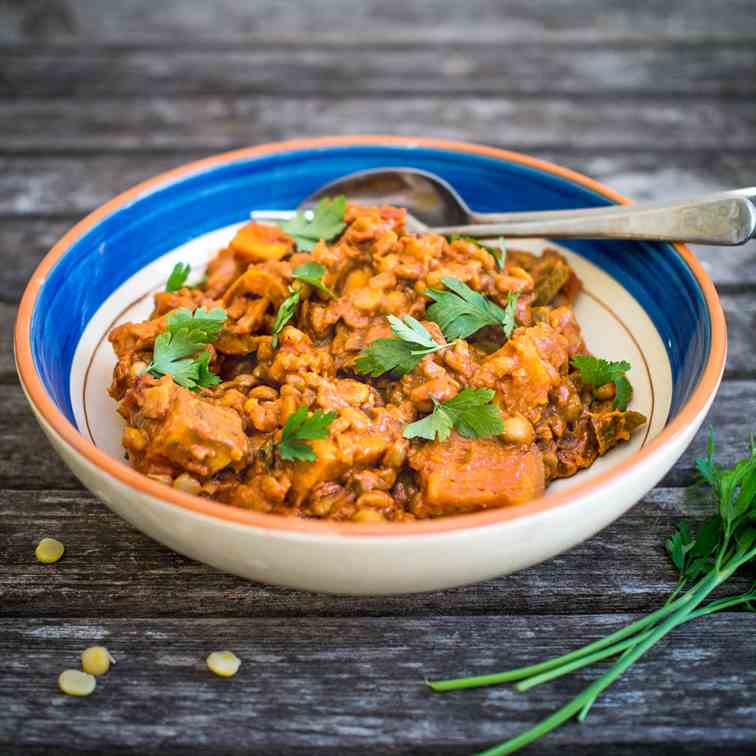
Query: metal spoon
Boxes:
[{"xmin": 251, "ymin": 167, "xmax": 756, "ymax": 245}]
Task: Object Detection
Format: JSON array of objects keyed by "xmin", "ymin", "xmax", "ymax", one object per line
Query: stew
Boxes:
[{"xmin": 108, "ymin": 202, "xmax": 646, "ymax": 523}]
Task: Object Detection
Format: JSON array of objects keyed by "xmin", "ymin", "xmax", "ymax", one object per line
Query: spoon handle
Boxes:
[{"xmin": 436, "ymin": 194, "xmax": 756, "ymax": 245}]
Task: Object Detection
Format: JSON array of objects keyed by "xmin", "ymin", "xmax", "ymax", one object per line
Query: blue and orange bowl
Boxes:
[{"xmin": 15, "ymin": 137, "xmax": 726, "ymax": 594}]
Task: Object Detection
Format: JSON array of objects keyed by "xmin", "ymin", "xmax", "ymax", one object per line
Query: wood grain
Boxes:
[
  {"xmin": 4, "ymin": 152, "xmax": 756, "ymax": 219},
  {"xmin": 0, "ymin": 615, "xmax": 753, "ymax": 755},
  {"xmin": 3, "ymin": 44, "xmax": 756, "ymax": 99},
  {"xmin": 2, "ymin": 97, "xmax": 756, "ymax": 153},
  {"xmin": 2, "ymin": 485, "xmax": 753, "ymax": 619},
  {"xmin": 2, "ymin": 0, "xmax": 755, "ymax": 44}
]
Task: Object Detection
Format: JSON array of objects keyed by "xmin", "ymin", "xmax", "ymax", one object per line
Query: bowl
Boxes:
[{"xmin": 15, "ymin": 136, "xmax": 726, "ymax": 595}]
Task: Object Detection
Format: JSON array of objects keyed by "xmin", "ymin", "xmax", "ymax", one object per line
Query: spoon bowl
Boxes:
[
  {"xmin": 305, "ymin": 167, "xmax": 469, "ymax": 228},
  {"xmin": 254, "ymin": 168, "xmax": 756, "ymax": 246}
]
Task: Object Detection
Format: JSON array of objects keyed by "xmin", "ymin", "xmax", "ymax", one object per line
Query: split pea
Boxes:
[
  {"xmin": 58, "ymin": 669, "xmax": 96, "ymax": 697},
  {"xmin": 35, "ymin": 537, "xmax": 64, "ymax": 564},
  {"xmin": 206, "ymin": 650, "xmax": 241, "ymax": 678},
  {"xmin": 81, "ymin": 646, "xmax": 114, "ymax": 676}
]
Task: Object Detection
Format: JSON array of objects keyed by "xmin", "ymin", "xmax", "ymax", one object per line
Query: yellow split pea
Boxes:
[
  {"xmin": 207, "ymin": 651, "xmax": 241, "ymax": 677},
  {"xmin": 81, "ymin": 646, "xmax": 115, "ymax": 676},
  {"xmin": 35, "ymin": 537, "xmax": 64, "ymax": 564},
  {"xmin": 58, "ymin": 669, "xmax": 96, "ymax": 696}
]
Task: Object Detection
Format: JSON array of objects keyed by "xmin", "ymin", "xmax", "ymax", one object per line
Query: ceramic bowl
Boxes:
[{"xmin": 15, "ymin": 136, "xmax": 726, "ymax": 595}]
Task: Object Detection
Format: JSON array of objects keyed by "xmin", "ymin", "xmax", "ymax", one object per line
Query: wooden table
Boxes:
[{"xmin": 2, "ymin": 2, "xmax": 755, "ymax": 753}]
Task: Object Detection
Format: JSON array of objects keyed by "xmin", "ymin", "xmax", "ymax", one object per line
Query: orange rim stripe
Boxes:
[{"xmin": 14, "ymin": 136, "xmax": 727, "ymax": 537}]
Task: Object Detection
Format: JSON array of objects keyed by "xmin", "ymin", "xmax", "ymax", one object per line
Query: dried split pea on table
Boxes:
[
  {"xmin": 35, "ymin": 537, "xmax": 64, "ymax": 564},
  {"xmin": 81, "ymin": 646, "xmax": 115, "ymax": 676},
  {"xmin": 58, "ymin": 669, "xmax": 96, "ymax": 696},
  {"xmin": 207, "ymin": 651, "xmax": 241, "ymax": 677}
]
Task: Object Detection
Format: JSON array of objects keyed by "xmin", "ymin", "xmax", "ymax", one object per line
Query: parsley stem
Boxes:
[
  {"xmin": 514, "ymin": 628, "xmax": 654, "ymax": 692},
  {"xmin": 480, "ymin": 562, "xmax": 741, "ymax": 756},
  {"xmin": 575, "ymin": 590, "xmax": 756, "ymax": 724},
  {"xmin": 516, "ymin": 581, "xmax": 755, "ymax": 695},
  {"xmin": 479, "ymin": 568, "xmax": 725, "ymax": 756},
  {"xmin": 427, "ymin": 590, "xmax": 695, "ymax": 692}
]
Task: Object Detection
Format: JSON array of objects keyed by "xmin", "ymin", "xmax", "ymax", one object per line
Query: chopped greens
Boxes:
[
  {"xmin": 278, "ymin": 195, "xmax": 347, "ymax": 251},
  {"xmin": 147, "ymin": 307, "xmax": 226, "ymax": 390},
  {"xmin": 355, "ymin": 315, "xmax": 451, "ymax": 378},
  {"xmin": 166, "ymin": 262, "xmax": 191, "ymax": 292},
  {"xmin": 277, "ymin": 405, "xmax": 338, "ymax": 462},
  {"xmin": 292, "ymin": 261, "xmax": 336, "ymax": 299},
  {"xmin": 571, "ymin": 355, "xmax": 632, "ymax": 411},
  {"xmin": 426, "ymin": 276, "xmax": 518, "ymax": 341},
  {"xmin": 403, "ymin": 388, "xmax": 504, "ymax": 442},
  {"xmin": 271, "ymin": 288, "xmax": 301, "ymax": 348}
]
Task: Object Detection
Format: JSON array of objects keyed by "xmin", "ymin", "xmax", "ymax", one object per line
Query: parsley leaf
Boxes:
[
  {"xmin": 292, "ymin": 261, "xmax": 336, "ymax": 299},
  {"xmin": 166, "ymin": 262, "xmax": 191, "ymax": 292},
  {"xmin": 403, "ymin": 388, "xmax": 504, "ymax": 442},
  {"xmin": 355, "ymin": 315, "xmax": 450, "ymax": 378},
  {"xmin": 448, "ymin": 234, "xmax": 506, "ymax": 271},
  {"xmin": 278, "ymin": 195, "xmax": 347, "ymax": 251},
  {"xmin": 571, "ymin": 355, "xmax": 632, "ymax": 411},
  {"xmin": 271, "ymin": 288, "xmax": 301, "ymax": 348},
  {"xmin": 147, "ymin": 307, "xmax": 226, "ymax": 390},
  {"xmin": 277, "ymin": 405, "xmax": 338, "ymax": 462},
  {"xmin": 426, "ymin": 276, "xmax": 519, "ymax": 341},
  {"xmin": 489, "ymin": 238, "xmax": 507, "ymax": 271}
]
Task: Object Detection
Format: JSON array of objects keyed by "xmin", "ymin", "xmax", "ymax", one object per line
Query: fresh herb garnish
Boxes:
[
  {"xmin": 426, "ymin": 276, "xmax": 518, "ymax": 341},
  {"xmin": 403, "ymin": 388, "xmax": 504, "ymax": 442},
  {"xmin": 355, "ymin": 315, "xmax": 451, "ymax": 378},
  {"xmin": 292, "ymin": 261, "xmax": 336, "ymax": 299},
  {"xmin": 277, "ymin": 405, "xmax": 338, "ymax": 462},
  {"xmin": 165, "ymin": 262, "xmax": 191, "ymax": 292},
  {"xmin": 448, "ymin": 234, "xmax": 506, "ymax": 271},
  {"xmin": 271, "ymin": 288, "xmax": 301, "ymax": 348},
  {"xmin": 147, "ymin": 307, "xmax": 226, "ymax": 390},
  {"xmin": 489, "ymin": 238, "xmax": 507, "ymax": 271},
  {"xmin": 571, "ymin": 355, "xmax": 632, "ymax": 411},
  {"xmin": 427, "ymin": 433, "xmax": 756, "ymax": 755},
  {"xmin": 278, "ymin": 195, "xmax": 347, "ymax": 252}
]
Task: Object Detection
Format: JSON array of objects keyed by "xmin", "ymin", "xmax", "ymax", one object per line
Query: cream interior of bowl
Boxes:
[{"xmin": 71, "ymin": 223, "xmax": 672, "ymax": 497}]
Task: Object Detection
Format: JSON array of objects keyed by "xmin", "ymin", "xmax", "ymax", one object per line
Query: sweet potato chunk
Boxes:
[
  {"xmin": 122, "ymin": 379, "xmax": 249, "ymax": 478},
  {"xmin": 230, "ymin": 222, "xmax": 294, "ymax": 263},
  {"xmin": 410, "ymin": 434, "xmax": 545, "ymax": 516}
]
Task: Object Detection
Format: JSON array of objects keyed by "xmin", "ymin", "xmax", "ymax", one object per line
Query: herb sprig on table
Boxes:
[
  {"xmin": 403, "ymin": 388, "xmax": 504, "ymax": 442},
  {"xmin": 426, "ymin": 433, "xmax": 756, "ymax": 755},
  {"xmin": 278, "ymin": 195, "xmax": 347, "ymax": 251},
  {"xmin": 147, "ymin": 307, "xmax": 226, "ymax": 390}
]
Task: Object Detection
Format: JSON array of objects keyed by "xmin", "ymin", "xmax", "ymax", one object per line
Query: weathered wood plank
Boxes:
[
  {"xmin": 0, "ymin": 615, "xmax": 753, "ymax": 754},
  {"xmin": 3, "ymin": 97, "xmax": 756, "ymax": 152},
  {"xmin": 2, "ymin": 44, "xmax": 755, "ymax": 99},
  {"xmin": 1, "ymin": 486, "xmax": 752, "ymax": 619},
  {"xmin": 1, "ymin": 0, "xmax": 754, "ymax": 44}
]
